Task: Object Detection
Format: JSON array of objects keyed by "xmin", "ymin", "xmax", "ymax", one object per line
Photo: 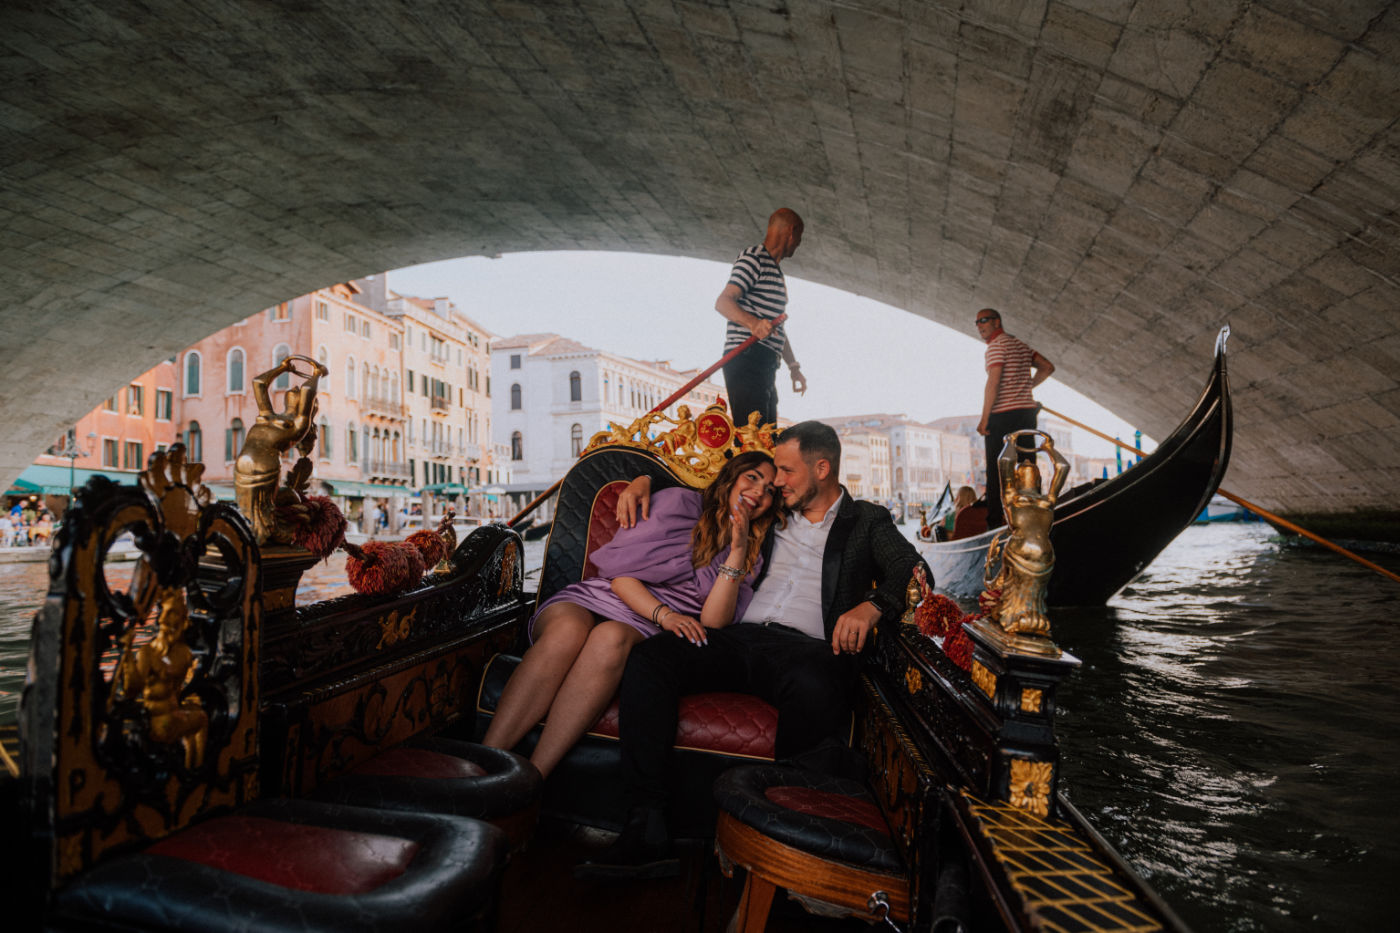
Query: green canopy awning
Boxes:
[
  {"xmin": 5, "ymin": 464, "xmax": 139, "ymax": 497},
  {"xmin": 419, "ymin": 483, "xmax": 469, "ymax": 496},
  {"xmin": 320, "ymin": 479, "xmax": 405, "ymax": 498}
]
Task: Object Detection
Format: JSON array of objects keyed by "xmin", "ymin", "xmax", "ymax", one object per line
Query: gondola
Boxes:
[
  {"xmin": 918, "ymin": 327, "xmax": 1233, "ymax": 605},
  {"xmin": 2, "ymin": 394, "xmax": 1192, "ymax": 933}
]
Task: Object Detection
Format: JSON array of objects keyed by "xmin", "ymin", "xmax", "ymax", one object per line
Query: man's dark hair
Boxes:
[{"xmin": 776, "ymin": 420, "xmax": 841, "ymax": 472}]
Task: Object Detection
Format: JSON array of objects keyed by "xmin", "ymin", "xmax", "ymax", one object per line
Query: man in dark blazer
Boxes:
[{"xmin": 576, "ymin": 420, "xmax": 923, "ymax": 880}]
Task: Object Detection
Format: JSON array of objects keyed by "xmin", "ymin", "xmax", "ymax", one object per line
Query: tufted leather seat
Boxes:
[
  {"xmin": 713, "ymin": 765, "xmax": 910, "ymax": 932},
  {"xmin": 50, "ymin": 798, "xmax": 507, "ymax": 932},
  {"xmin": 311, "ymin": 737, "xmax": 543, "ymax": 852}
]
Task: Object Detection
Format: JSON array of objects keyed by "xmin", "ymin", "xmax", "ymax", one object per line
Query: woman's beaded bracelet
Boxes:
[{"xmin": 717, "ymin": 564, "xmax": 745, "ymax": 581}]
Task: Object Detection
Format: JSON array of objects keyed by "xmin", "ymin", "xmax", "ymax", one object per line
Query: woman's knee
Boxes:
[{"xmin": 583, "ymin": 620, "xmax": 644, "ymax": 660}]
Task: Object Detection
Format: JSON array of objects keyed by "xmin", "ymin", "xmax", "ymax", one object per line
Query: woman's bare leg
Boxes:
[
  {"xmin": 530, "ymin": 621, "xmax": 646, "ymax": 778},
  {"xmin": 481, "ymin": 602, "xmax": 596, "ymax": 753}
]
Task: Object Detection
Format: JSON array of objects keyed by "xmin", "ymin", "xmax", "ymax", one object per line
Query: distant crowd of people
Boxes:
[{"xmin": 2, "ymin": 501, "xmax": 55, "ymax": 547}]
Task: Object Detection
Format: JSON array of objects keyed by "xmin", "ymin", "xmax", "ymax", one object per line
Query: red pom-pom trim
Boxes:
[{"xmin": 344, "ymin": 540, "xmax": 426, "ymax": 596}]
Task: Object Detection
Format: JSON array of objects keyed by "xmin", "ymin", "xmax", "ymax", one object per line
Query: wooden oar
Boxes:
[
  {"xmin": 1041, "ymin": 405, "xmax": 1400, "ymax": 585},
  {"xmin": 506, "ymin": 315, "xmax": 788, "ymax": 529}
]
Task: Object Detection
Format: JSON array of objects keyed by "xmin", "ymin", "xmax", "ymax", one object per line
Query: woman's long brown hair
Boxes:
[{"xmin": 691, "ymin": 450, "xmax": 781, "ymax": 573}]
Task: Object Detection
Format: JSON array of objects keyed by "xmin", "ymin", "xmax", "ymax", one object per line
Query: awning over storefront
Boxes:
[
  {"xmin": 419, "ymin": 483, "xmax": 469, "ymax": 496},
  {"xmin": 320, "ymin": 479, "xmax": 406, "ymax": 499},
  {"xmin": 4, "ymin": 464, "xmax": 139, "ymax": 497}
]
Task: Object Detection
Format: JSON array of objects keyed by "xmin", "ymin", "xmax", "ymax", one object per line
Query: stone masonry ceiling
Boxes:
[{"xmin": 2, "ymin": 1, "xmax": 1399, "ymax": 520}]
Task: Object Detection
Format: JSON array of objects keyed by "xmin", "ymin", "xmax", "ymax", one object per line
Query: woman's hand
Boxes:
[
  {"xmin": 729, "ymin": 497, "xmax": 754, "ymax": 550},
  {"xmin": 658, "ymin": 609, "xmax": 708, "ymax": 647}
]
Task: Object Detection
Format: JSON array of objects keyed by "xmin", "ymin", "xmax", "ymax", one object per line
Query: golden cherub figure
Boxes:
[{"xmin": 120, "ymin": 586, "xmax": 209, "ymax": 769}]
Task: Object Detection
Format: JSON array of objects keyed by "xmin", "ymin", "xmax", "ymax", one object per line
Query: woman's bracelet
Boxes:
[
  {"xmin": 651, "ymin": 603, "xmax": 671, "ymax": 625},
  {"xmin": 717, "ymin": 564, "xmax": 745, "ymax": 581}
]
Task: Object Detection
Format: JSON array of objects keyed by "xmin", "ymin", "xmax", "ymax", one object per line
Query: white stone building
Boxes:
[
  {"xmin": 826, "ymin": 414, "xmax": 972, "ymax": 512},
  {"xmin": 492, "ymin": 333, "xmax": 725, "ymax": 497}
]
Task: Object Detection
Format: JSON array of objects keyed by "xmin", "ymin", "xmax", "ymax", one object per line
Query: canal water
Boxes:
[{"xmin": 0, "ymin": 523, "xmax": 1395, "ymax": 930}]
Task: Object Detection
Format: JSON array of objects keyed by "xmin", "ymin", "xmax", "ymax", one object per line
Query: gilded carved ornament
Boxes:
[
  {"xmin": 1008, "ymin": 759, "xmax": 1054, "ymax": 819},
  {"xmin": 982, "ymin": 431, "xmax": 1068, "ymax": 639},
  {"xmin": 584, "ymin": 401, "xmax": 775, "ymax": 486}
]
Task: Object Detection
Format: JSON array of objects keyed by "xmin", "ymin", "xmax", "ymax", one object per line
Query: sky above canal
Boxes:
[{"xmin": 390, "ymin": 251, "xmax": 1145, "ymax": 459}]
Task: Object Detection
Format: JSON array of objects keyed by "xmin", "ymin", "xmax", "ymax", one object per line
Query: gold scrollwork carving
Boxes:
[
  {"xmin": 904, "ymin": 666, "xmax": 923, "ymax": 695},
  {"xmin": 1020, "ymin": 687, "xmax": 1043, "ymax": 713},
  {"xmin": 376, "ymin": 607, "xmax": 416, "ymax": 650},
  {"xmin": 1008, "ymin": 759, "xmax": 1054, "ymax": 818},
  {"xmin": 971, "ymin": 660, "xmax": 997, "ymax": 699},
  {"xmin": 583, "ymin": 401, "xmax": 774, "ymax": 487},
  {"xmin": 118, "ymin": 586, "xmax": 209, "ymax": 769}
]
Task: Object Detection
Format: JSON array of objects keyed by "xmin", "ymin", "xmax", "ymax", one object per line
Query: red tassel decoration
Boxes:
[
  {"xmin": 915, "ymin": 592, "xmax": 963, "ymax": 640},
  {"xmin": 943, "ymin": 622, "xmax": 974, "ymax": 671},
  {"xmin": 343, "ymin": 540, "xmax": 426, "ymax": 596},
  {"xmin": 283, "ymin": 495, "xmax": 348, "ymax": 559}
]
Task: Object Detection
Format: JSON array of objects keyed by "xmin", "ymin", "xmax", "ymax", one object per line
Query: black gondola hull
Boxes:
[{"xmin": 921, "ymin": 329, "xmax": 1233, "ymax": 606}]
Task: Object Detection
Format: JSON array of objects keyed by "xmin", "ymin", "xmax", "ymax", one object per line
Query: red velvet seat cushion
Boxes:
[
  {"xmin": 146, "ymin": 814, "xmax": 418, "ymax": 894},
  {"xmin": 587, "ymin": 691, "xmax": 778, "ymax": 759},
  {"xmin": 350, "ymin": 746, "xmax": 488, "ymax": 780}
]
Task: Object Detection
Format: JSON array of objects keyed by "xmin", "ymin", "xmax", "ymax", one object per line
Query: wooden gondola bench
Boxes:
[
  {"xmin": 474, "ymin": 406, "xmax": 788, "ymax": 838},
  {"xmin": 16, "ymin": 452, "xmax": 517, "ymax": 931}
]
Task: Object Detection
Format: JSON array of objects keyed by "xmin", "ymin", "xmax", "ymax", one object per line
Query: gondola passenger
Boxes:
[{"xmin": 482, "ymin": 451, "xmax": 781, "ymax": 778}]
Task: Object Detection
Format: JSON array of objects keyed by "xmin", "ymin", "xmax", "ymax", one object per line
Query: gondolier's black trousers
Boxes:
[
  {"xmin": 984, "ymin": 406, "xmax": 1039, "ymax": 528},
  {"xmin": 618, "ymin": 623, "xmax": 852, "ymax": 812},
  {"xmin": 722, "ymin": 344, "xmax": 781, "ymax": 428}
]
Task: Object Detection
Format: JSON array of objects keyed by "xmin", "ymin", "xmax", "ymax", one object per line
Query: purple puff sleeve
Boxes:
[{"xmin": 587, "ymin": 487, "xmax": 704, "ymax": 587}]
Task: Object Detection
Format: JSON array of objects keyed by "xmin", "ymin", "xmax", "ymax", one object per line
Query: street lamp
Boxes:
[{"xmin": 47, "ymin": 432, "xmax": 91, "ymax": 500}]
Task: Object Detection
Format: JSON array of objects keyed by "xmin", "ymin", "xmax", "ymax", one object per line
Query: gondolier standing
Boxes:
[
  {"xmin": 716, "ymin": 208, "xmax": 807, "ymax": 427},
  {"xmin": 975, "ymin": 309, "xmax": 1054, "ymax": 528}
]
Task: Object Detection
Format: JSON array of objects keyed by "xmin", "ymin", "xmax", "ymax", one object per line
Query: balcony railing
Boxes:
[
  {"xmin": 367, "ymin": 459, "xmax": 411, "ymax": 477},
  {"xmin": 429, "ymin": 395, "xmax": 450, "ymax": 412},
  {"xmin": 362, "ymin": 394, "xmax": 406, "ymax": 420}
]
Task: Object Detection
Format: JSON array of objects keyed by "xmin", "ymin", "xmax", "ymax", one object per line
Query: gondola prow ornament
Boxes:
[
  {"xmin": 982, "ymin": 430, "xmax": 1068, "ymax": 639},
  {"xmin": 234, "ymin": 355, "xmax": 328, "ymax": 545}
]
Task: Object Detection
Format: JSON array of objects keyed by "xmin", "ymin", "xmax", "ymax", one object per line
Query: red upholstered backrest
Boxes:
[
  {"xmin": 582, "ymin": 481, "xmax": 628, "ymax": 580},
  {"xmin": 147, "ymin": 815, "xmax": 418, "ymax": 894},
  {"xmin": 951, "ymin": 505, "xmax": 988, "ymax": 540}
]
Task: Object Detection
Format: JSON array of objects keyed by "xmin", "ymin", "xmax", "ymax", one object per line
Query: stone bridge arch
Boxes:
[{"xmin": 3, "ymin": 1, "xmax": 1398, "ymax": 525}]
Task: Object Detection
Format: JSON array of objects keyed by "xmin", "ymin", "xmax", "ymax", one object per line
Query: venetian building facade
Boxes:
[
  {"xmin": 827, "ymin": 414, "xmax": 972, "ymax": 510},
  {"xmin": 176, "ymin": 283, "xmax": 411, "ymax": 523},
  {"xmin": 492, "ymin": 333, "xmax": 724, "ymax": 498},
  {"xmin": 13, "ymin": 360, "xmax": 180, "ymax": 516}
]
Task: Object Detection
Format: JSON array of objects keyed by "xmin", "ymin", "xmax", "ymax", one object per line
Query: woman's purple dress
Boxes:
[{"xmin": 530, "ymin": 487, "xmax": 762, "ymax": 641}]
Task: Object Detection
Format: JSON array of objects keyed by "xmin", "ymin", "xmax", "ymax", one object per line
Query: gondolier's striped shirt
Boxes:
[
  {"xmin": 722, "ymin": 245, "xmax": 787, "ymax": 356},
  {"xmin": 985, "ymin": 332, "xmax": 1038, "ymax": 412}
]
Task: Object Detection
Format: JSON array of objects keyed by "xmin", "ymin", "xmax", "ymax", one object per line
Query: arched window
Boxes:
[
  {"xmin": 346, "ymin": 355, "xmax": 357, "ymax": 398},
  {"xmin": 226, "ymin": 417, "xmax": 245, "ymax": 462},
  {"xmin": 227, "ymin": 348, "xmax": 245, "ymax": 393},
  {"xmin": 511, "ymin": 431, "xmax": 523, "ymax": 461},
  {"xmin": 569, "ymin": 370, "xmax": 581, "ymax": 402},
  {"xmin": 318, "ymin": 416, "xmax": 331, "ymax": 458},
  {"xmin": 371, "ymin": 366, "xmax": 381, "ymax": 401},
  {"xmin": 391, "ymin": 372, "xmax": 400, "ymax": 405},
  {"xmin": 273, "ymin": 344, "xmax": 291, "ymax": 389},
  {"xmin": 184, "ymin": 352, "xmax": 202, "ymax": 396},
  {"xmin": 348, "ymin": 423, "xmax": 359, "ymax": 464},
  {"xmin": 571, "ymin": 423, "xmax": 583, "ymax": 457},
  {"xmin": 362, "ymin": 362, "xmax": 370, "ymax": 403},
  {"xmin": 317, "ymin": 345, "xmax": 330, "ymax": 384},
  {"xmin": 185, "ymin": 421, "xmax": 202, "ymax": 461},
  {"xmin": 510, "ymin": 383, "xmax": 522, "ymax": 410},
  {"xmin": 392, "ymin": 431, "xmax": 401, "ymax": 462}
]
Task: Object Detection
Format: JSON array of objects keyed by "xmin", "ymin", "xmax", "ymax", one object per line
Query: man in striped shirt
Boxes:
[
  {"xmin": 976, "ymin": 308, "xmax": 1055, "ymax": 528},
  {"xmin": 716, "ymin": 208, "xmax": 807, "ymax": 427}
]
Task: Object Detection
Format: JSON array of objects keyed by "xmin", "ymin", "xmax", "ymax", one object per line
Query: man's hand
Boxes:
[
  {"xmin": 790, "ymin": 366, "xmax": 807, "ymax": 395},
  {"xmin": 830, "ymin": 600, "xmax": 882, "ymax": 655},
  {"xmin": 749, "ymin": 317, "xmax": 775, "ymax": 340},
  {"xmin": 976, "ymin": 417, "xmax": 989, "ymax": 436},
  {"xmin": 615, "ymin": 475, "xmax": 652, "ymax": 529}
]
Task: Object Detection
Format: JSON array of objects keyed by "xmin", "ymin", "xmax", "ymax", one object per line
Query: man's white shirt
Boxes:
[{"xmin": 739, "ymin": 492, "xmax": 846, "ymax": 640}]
